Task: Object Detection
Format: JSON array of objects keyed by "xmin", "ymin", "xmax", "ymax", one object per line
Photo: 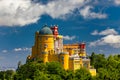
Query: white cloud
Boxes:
[
  {"xmin": 63, "ymin": 35, "xmax": 76, "ymax": 40},
  {"xmin": 114, "ymin": 0, "xmax": 120, "ymax": 5},
  {"xmin": 14, "ymin": 47, "xmax": 31, "ymax": 52},
  {"xmin": 91, "ymin": 30, "xmax": 99, "ymax": 35},
  {"xmin": 2, "ymin": 50, "xmax": 8, "ymax": 53},
  {"xmin": 0, "ymin": 0, "xmax": 44, "ymax": 26},
  {"xmin": 80, "ymin": 6, "xmax": 107, "ymax": 19},
  {"xmin": 90, "ymin": 28, "xmax": 120, "ymax": 48},
  {"xmin": 91, "ymin": 28, "xmax": 118, "ymax": 35},
  {"xmin": 23, "ymin": 48, "xmax": 31, "ymax": 51},
  {"xmin": 89, "ymin": 34, "xmax": 120, "ymax": 48},
  {"xmin": 0, "ymin": 0, "xmax": 89, "ymax": 27},
  {"xmin": 14, "ymin": 48, "xmax": 22, "ymax": 52},
  {"xmin": 44, "ymin": 0, "xmax": 89, "ymax": 19}
]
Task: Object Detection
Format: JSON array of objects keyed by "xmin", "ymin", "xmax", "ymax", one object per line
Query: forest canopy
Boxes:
[{"xmin": 0, "ymin": 53, "xmax": 120, "ymax": 80}]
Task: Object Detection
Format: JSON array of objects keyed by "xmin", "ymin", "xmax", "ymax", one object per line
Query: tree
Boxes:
[
  {"xmin": 46, "ymin": 62, "xmax": 63, "ymax": 75},
  {"xmin": 0, "ymin": 71, "xmax": 5, "ymax": 80},
  {"xmin": 16, "ymin": 62, "xmax": 47, "ymax": 79},
  {"xmin": 90, "ymin": 53, "xmax": 107, "ymax": 69},
  {"xmin": 65, "ymin": 70, "xmax": 75, "ymax": 80},
  {"xmin": 75, "ymin": 68, "xmax": 92, "ymax": 80},
  {"xmin": 16, "ymin": 62, "xmax": 39, "ymax": 79},
  {"xmin": 48, "ymin": 74, "xmax": 62, "ymax": 80},
  {"xmin": 96, "ymin": 68, "xmax": 110, "ymax": 80},
  {"xmin": 5, "ymin": 70, "xmax": 15, "ymax": 80},
  {"xmin": 33, "ymin": 70, "xmax": 49, "ymax": 80},
  {"xmin": 17, "ymin": 61, "xmax": 22, "ymax": 70},
  {"xmin": 90, "ymin": 52, "xmax": 96, "ymax": 66}
]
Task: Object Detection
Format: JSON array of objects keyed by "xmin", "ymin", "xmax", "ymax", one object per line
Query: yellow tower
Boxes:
[
  {"xmin": 31, "ymin": 25, "xmax": 54, "ymax": 59},
  {"xmin": 59, "ymin": 52, "xmax": 69, "ymax": 70}
]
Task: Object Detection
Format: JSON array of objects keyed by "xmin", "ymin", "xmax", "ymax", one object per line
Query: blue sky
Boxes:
[{"xmin": 0, "ymin": 0, "xmax": 120, "ymax": 70}]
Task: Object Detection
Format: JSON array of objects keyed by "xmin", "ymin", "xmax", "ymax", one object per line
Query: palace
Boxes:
[{"xmin": 27, "ymin": 25, "xmax": 96, "ymax": 76}]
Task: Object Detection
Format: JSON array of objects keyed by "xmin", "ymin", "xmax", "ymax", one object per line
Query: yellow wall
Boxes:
[
  {"xmin": 63, "ymin": 44, "xmax": 79, "ymax": 49},
  {"xmin": 60, "ymin": 53, "xmax": 69, "ymax": 70},
  {"xmin": 73, "ymin": 59, "xmax": 80, "ymax": 70},
  {"xmin": 38, "ymin": 35, "xmax": 54, "ymax": 51},
  {"xmin": 31, "ymin": 33, "xmax": 55, "ymax": 59},
  {"xmin": 69, "ymin": 58, "xmax": 82, "ymax": 71},
  {"xmin": 43, "ymin": 53, "xmax": 48, "ymax": 63},
  {"xmin": 79, "ymin": 51, "xmax": 86, "ymax": 57},
  {"xmin": 48, "ymin": 54, "xmax": 58, "ymax": 62}
]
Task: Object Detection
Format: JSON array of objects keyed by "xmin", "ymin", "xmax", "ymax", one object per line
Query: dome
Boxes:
[{"xmin": 39, "ymin": 25, "xmax": 53, "ymax": 35}]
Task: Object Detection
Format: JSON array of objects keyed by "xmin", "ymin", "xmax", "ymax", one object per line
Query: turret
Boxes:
[
  {"xmin": 51, "ymin": 25, "xmax": 59, "ymax": 38},
  {"xmin": 31, "ymin": 25, "xmax": 55, "ymax": 59},
  {"xmin": 59, "ymin": 52, "xmax": 69, "ymax": 70},
  {"xmin": 79, "ymin": 42, "xmax": 86, "ymax": 57},
  {"xmin": 42, "ymin": 45, "xmax": 48, "ymax": 63}
]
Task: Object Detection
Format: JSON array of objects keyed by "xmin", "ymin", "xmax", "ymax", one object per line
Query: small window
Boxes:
[
  {"xmin": 44, "ymin": 44, "xmax": 48, "ymax": 48},
  {"xmin": 61, "ymin": 56, "xmax": 64, "ymax": 60}
]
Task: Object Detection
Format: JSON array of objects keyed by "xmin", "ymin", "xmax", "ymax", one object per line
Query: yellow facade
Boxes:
[
  {"xmin": 39, "ymin": 35, "xmax": 54, "ymax": 51},
  {"xmin": 28, "ymin": 25, "xmax": 96, "ymax": 76},
  {"xmin": 43, "ymin": 52, "xmax": 48, "ymax": 63},
  {"xmin": 69, "ymin": 58, "xmax": 81, "ymax": 70},
  {"xmin": 79, "ymin": 50, "xmax": 86, "ymax": 57},
  {"xmin": 59, "ymin": 52, "xmax": 69, "ymax": 70}
]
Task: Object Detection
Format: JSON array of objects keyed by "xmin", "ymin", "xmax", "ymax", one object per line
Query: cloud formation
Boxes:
[
  {"xmin": 91, "ymin": 28, "xmax": 118, "ymax": 35},
  {"xmin": 63, "ymin": 35, "xmax": 76, "ymax": 40},
  {"xmin": 2, "ymin": 50, "xmax": 8, "ymax": 53},
  {"xmin": 90, "ymin": 28, "xmax": 120, "ymax": 48},
  {"xmin": 0, "ymin": 0, "xmax": 44, "ymax": 26},
  {"xmin": 114, "ymin": 0, "xmax": 120, "ymax": 5},
  {"xmin": 0, "ymin": 0, "xmax": 89, "ymax": 27},
  {"xmin": 14, "ymin": 47, "xmax": 31, "ymax": 52},
  {"xmin": 79, "ymin": 6, "xmax": 107, "ymax": 19}
]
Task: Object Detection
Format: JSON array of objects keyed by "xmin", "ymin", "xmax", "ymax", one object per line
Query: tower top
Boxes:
[{"xmin": 39, "ymin": 25, "xmax": 53, "ymax": 35}]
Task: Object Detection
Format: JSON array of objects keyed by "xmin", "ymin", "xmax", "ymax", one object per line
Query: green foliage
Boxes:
[
  {"xmin": 96, "ymin": 68, "xmax": 110, "ymax": 80},
  {"xmin": 46, "ymin": 62, "xmax": 63, "ymax": 74},
  {"xmin": 0, "ymin": 71, "xmax": 5, "ymax": 80},
  {"xmin": 90, "ymin": 53, "xmax": 107, "ymax": 69},
  {"xmin": 48, "ymin": 74, "xmax": 62, "ymax": 80},
  {"xmin": 0, "ymin": 70, "xmax": 15, "ymax": 80},
  {"xmin": 65, "ymin": 70, "xmax": 75, "ymax": 80},
  {"xmin": 16, "ymin": 62, "xmax": 46, "ymax": 80},
  {"xmin": 33, "ymin": 70, "xmax": 49, "ymax": 80},
  {"xmin": 1, "ymin": 53, "xmax": 120, "ymax": 80},
  {"xmin": 75, "ymin": 68, "xmax": 92, "ymax": 80},
  {"xmin": 90, "ymin": 53, "xmax": 120, "ymax": 80}
]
